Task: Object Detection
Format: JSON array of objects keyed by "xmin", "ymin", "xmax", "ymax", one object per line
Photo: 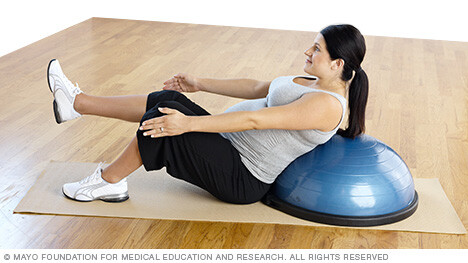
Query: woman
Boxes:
[{"xmin": 48, "ymin": 24, "xmax": 368, "ymax": 204}]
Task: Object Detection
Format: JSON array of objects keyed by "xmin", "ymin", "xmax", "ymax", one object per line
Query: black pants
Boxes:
[{"xmin": 136, "ymin": 90, "xmax": 271, "ymax": 204}]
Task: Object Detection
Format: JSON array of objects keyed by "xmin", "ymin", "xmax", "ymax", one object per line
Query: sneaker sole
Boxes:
[
  {"xmin": 48, "ymin": 59, "xmax": 64, "ymax": 124},
  {"xmin": 47, "ymin": 59, "xmax": 56, "ymax": 93},
  {"xmin": 62, "ymin": 188, "xmax": 129, "ymax": 203},
  {"xmin": 53, "ymin": 100, "xmax": 63, "ymax": 124}
]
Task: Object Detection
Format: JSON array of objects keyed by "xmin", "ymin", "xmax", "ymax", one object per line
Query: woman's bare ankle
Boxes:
[
  {"xmin": 73, "ymin": 93, "xmax": 86, "ymax": 114},
  {"xmin": 101, "ymin": 169, "xmax": 123, "ymax": 184}
]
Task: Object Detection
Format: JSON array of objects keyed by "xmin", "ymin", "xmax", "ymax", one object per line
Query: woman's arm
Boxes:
[
  {"xmin": 163, "ymin": 73, "xmax": 271, "ymax": 99},
  {"xmin": 190, "ymin": 92, "xmax": 343, "ymax": 132},
  {"xmin": 140, "ymin": 92, "xmax": 343, "ymax": 137},
  {"xmin": 197, "ymin": 78, "xmax": 271, "ymax": 99}
]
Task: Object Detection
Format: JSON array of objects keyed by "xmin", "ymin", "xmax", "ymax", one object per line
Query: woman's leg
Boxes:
[
  {"xmin": 101, "ymin": 136, "xmax": 143, "ymax": 183},
  {"xmin": 74, "ymin": 93, "xmax": 148, "ymax": 122},
  {"xmin": 94, "ymin": 90, "xmax": 208, "ymax": 183},
  {"xmin": 48, "ymin": 59, "xmax": 148, "ymax": 123},
  {"xmin": 72, "ymin": 90, "xmax": 208, "ymax": 123},
  {"xmin": 63, "ymin": 93, "xmax": 268, "ymax": 204}
]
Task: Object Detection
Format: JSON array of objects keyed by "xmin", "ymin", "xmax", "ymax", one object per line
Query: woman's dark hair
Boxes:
[{"xmin": 320, "ymin": 24, "xmax": 368, "ymax": 139}]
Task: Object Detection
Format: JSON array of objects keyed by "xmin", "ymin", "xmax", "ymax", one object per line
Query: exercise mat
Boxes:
[{"xmin": 14, "ymin": 162, "xmax": 466, "ymax": 234}]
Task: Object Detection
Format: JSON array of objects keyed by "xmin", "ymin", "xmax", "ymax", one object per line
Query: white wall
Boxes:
[{"xmin": 0, "ymin": 0, "xmax": 466, "ymax": 58}]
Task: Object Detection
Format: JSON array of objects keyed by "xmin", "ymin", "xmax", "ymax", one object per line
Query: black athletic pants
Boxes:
[{"xmin": 136, "ymin": 90, "xmax": 271, "ymax": 204}]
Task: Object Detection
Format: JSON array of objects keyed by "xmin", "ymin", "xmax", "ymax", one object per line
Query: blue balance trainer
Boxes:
[{"xmin": 262, "ymin": 134, "xmax": 418, "ymax": 227}]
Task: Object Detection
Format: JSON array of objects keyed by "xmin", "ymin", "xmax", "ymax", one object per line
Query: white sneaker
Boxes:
[
  {"xmin": 62, "ymin": 163, "xmax": 129, "ymax": 202},
  {"xmin": 47, "ymin": 59, "xmax": 83, "ymax": 124}
]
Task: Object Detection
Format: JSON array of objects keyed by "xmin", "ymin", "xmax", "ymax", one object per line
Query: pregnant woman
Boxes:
[{"xmin": 47, "ymin": 24, "xmax": 368, "ymax": 204}]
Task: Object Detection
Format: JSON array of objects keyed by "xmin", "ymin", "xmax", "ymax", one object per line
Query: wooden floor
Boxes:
[{"xmin": 1, "ymin": 17, "xmax": 467, "ymax": 249}]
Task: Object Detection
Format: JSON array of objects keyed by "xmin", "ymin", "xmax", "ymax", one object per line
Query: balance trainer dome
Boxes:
[{"xmin": 262, "ymin": 134, "xmax": 418, "ymax": 227}]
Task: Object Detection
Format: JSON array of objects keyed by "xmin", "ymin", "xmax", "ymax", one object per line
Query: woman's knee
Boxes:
[
  {"xmin": 139, "ymin": 107, "xmax": 160, "ymax": 124},
  {"xmin": 155, "ymin": 101, "xmax": 196, "ymax": 116},
  {"xmin": 148, "ymin": 90, "xmax": 185, "ymax": 103},
  {"xmin": 139, "ymin": 101, "xmax": 195, "ymax": 127}
]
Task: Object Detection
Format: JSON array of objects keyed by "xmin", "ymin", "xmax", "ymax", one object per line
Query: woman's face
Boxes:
[{"xmin": 303, "ymin": 33, "xmax": 334, "ymax": 78}]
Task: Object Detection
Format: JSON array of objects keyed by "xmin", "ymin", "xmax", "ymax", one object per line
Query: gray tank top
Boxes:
[{"xmin": 220, "ymin": 75, "xmax": 347, "ymax": 184}]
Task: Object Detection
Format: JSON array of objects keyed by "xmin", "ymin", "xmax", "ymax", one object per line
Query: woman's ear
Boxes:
[{"xmin": 332, "ymin": 58, "xmax": 345, "ymax": 70}]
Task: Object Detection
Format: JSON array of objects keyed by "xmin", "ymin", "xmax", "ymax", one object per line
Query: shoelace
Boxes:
[
  {"xmin": 71, "ymin": 82, "xmax": 81, "ymax": 96},
  {"xmin": 61, "ymin": 72, "xmax": 82, "ymax": 96},
  {"xmin": 79, "ymin": 162, "xmax": 105, "ymax": 184}
]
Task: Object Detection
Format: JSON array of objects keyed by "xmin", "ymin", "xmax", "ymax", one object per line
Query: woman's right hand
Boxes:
[{"xmin": 163, "ymin": 73, "xmax": 201, "ymax": 93}]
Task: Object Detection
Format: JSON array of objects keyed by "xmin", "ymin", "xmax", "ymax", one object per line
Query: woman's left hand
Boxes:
[{"xmin": 139, "ymin": 107, "xmax": 191, "ymax": 138}]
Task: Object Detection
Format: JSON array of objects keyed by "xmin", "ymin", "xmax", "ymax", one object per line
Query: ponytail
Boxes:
[
  {"xmin": 320, "ymin": 24, "xmax": 368, "ymax": 138},
  {"xmin": 337, "ymin": 68, "xmax": 369, "ymax": 139}
]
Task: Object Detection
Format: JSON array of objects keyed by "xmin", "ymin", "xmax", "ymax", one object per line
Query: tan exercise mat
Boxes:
[{"xmin": 14, "ymin": 162, "xmax": 466, "ymax": 234}]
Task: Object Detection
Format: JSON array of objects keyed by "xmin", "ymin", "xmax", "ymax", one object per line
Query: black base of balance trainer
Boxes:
[{"xmin": 262, "ymin": 190, "xmax": 419, "ymax": 227}]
